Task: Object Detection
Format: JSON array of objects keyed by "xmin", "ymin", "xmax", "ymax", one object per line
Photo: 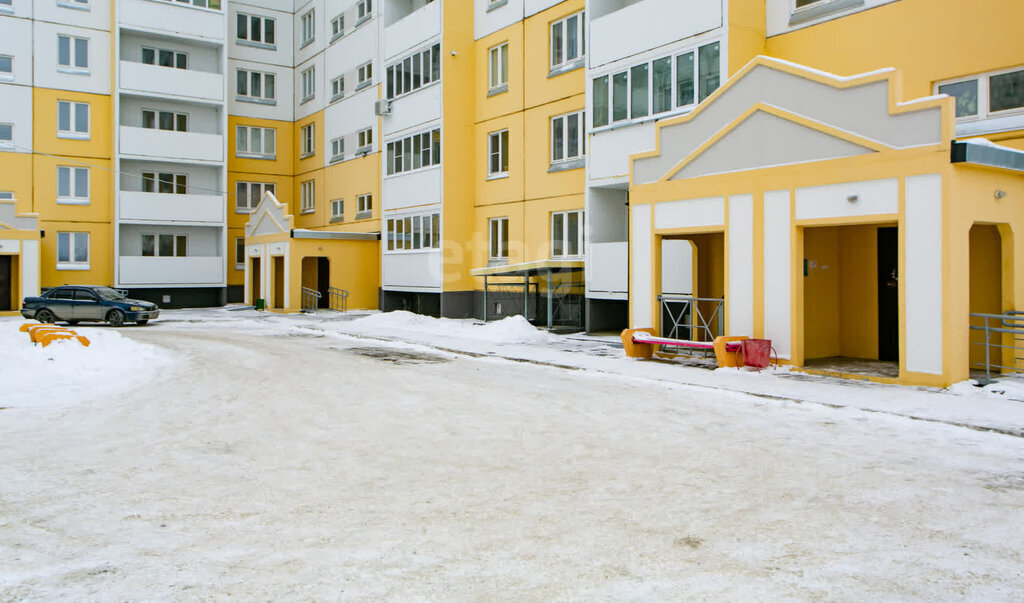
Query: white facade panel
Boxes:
[
  {"xmin": 383, "ymin": 0, "xmax": 440, "ymax": 61},
  {"xmin": 35, "ymin": 0, "xmax": 112, "ymax": 31},
  {"xmin": 653, "ymin": 197, "xmax": 725, "ymax": 230},
  {"xmin": 588, "ymin": 121, "xmax": 655, "ymax": 182},
  {"xmin": 119, "ymin": 0, "xmax": 226, "ymax": 43},
  {"xmin": 119, "ymin": 192, "xmax": 226, "ymax": 225},
  {"xmin": 293, "ymin": 0, "xmax": 326, "ymax": 67},
  {"xmin": 0, "ymin": 0, "xmax": 32, "ymax": 19},
  {"xmin": 0, "ymin": 16, "xmax": 33, "ymax": 87},
  {"xmin": 294, "ymin": 52, "xmax": 325, "ymax": 120},
  {"xmin": 120, "ymin": 61, "xmax": 224, "ymax": 103},
  {"xmin": 794, "ymin": 178, "xmax": 899, "ymax": 222},
  {"xmin": 227, "ymin": 59, "xmax": 294, "ymax": 121},
  {"xmin": 382, "ymin": 251, "xmax": 442, "ymax": 290},
  {"xmin": 382, "ymin": 168, "xmax": 442, "ymax": 210},
  {"xmin": 763, "ymin": 189, "xmax": 791, "ymax": 359},
  {"xmin": 0, "ymin": 84, "xmax": 32, "ymax": 153},
  {"xmin": 324, "ymin": 17, "xmax": 376, "ymax": 74},
  {"xmin": 120, "ymin": 126, "xmax": 225, "ymax": 163},
  {"xmin": 384, "ymin": 86, "xmax": 441, "ymax": 137},
  {"xmin": 119, "ymin": 256, "xmax": 225, "ymax": 286},
  {"xmin": 474, "ymin": 0, "xmax": 525, "ymax": 40},
  {"xmin": 21, "ymin": 238, "xmax": 39, "ymax": 299},
  {"xmin": 904, "ymin": 173, "xmax": 944, "ymax": 375},
  {"xmin": 589, "ymin": 241, "xmax": 628, "ymax": 294},
  {"xmin": 661, "ymin": 239, "xmax": 693, "ymax": 295},
  {"xmin": 727, "ymin": 194, "xmax": 754, "ymax": 336},
  {"xmin": 589, "ymin": 0, "xmax": 722, "ymax": 68},
  {"xmin": 630, "ymin": 203, "xmax": 652, "ymax": 327},
  {"xmin": 33, "ymin": 21, "xmax": 111, "ymax": 95},
  {"xmin": 227, "ymin": 4, "xmax": 293, "ymax": 68},
  {"xmin": 525, "ymin": 0, "xmax": 566, "ymax": 17}
]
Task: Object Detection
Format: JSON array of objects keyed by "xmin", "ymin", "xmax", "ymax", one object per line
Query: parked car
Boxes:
[{"xmin": 21, "ymin": 286, "xmax": 159, "ymax": 327}]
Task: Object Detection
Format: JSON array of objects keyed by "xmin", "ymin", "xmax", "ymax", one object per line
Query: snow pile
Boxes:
[
  {"xmin": 343, "ymin": 311, "xmax": 558, "ymax": 344},
  {"xmin": 948, "ymin": 378, "xmax": 1024, "ymax": 401},
  {"xmin": 0, "ymin": 323, "xmax": 176, "ymax": 408}
]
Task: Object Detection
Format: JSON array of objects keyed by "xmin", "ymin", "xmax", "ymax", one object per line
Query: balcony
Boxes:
[
  {"xmin": 588, "ymin": 242, "xmax": 628, "ymax": 295},
  {"xmin": 119, "ymin": 126, "xmax": 224, "ymax": 163},
  {"xmin": 384, "ymin": 0, "xmax": 440, "ymax": 60},
  {"xmin": 119, "ymin": 191, "xmax": 225, "ymax": 225},
  {"xmin": 119, "ymin": 256, "xmax": 224, "ymax": 286},
  {"xmin": 119, "ymin": 0, "xmax": 226, "ymax": 42},
  {"xmin": 120, "ymin": 61, "xmax": 223, "ymax": 103},
  {"xmin": 589, "ymin": 0, "xmax": 722, "ymax": 67}
]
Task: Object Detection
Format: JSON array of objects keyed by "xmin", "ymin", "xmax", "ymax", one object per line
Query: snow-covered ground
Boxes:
[{"xmin": 1, "ymin": 309, "xmax": 1023, "ymax": 599}]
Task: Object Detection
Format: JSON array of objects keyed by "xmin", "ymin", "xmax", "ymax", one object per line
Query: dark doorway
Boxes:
[
  {"xmin": 0, "ymin": 255, "xmax": 10, "ymax": 311},
  {"xmin": 877, "ymin": 227, "xmax": 899, "ymax": 361},
  {"xmin": 250, "ymin": 257, "xmax": 261, "ymax": 305},
  {"xmin": 317, "ymin": 257, "xmax": 329, "ymax": 308}
]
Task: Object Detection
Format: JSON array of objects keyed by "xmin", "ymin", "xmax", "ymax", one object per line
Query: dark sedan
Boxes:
[{"xmin": 21, "ymin": 286, "xmax": 159, "ymax": 327}]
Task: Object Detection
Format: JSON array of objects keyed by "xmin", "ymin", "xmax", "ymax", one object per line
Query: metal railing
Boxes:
[
  {"xmin": 659, "ymin": 294, "xmax": 725, "ymax": 343},
  {"xmin": 328, "ymin": 287, "xmax": 349, "ymax": 313},
  {"xmin": 970, "ymin": 311, "xmax": 1024, "ymax": 383},
  {"xmin": 301, "ymin": 287, "xmax": 322, "ymax": 313}
]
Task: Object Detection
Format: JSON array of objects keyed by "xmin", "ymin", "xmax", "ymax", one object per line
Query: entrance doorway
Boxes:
[
  {"xmin": 877, "ymin": 227, "xmax": 899, "ymax": 361},
  {"xmin": 250, "ymin": 257, "xmax": 261, "ymax": 305},
  {"xmin": 969, "ymin": 224, "xmax": 1008, "ymax": 373},
  {"xmin": 659, "ymin": 232, "xmax": 724, "ymax": 342},
  {"xmin": 272, "ymin": 256, "xmax": 285, "ymax": 309},
  {"xmin": 0, "ymin": 255, "xmax": 11, "ymax": 311},
  {"xmin": 301, "ymin": 256, "xmax": 331, "ymax": 309}
]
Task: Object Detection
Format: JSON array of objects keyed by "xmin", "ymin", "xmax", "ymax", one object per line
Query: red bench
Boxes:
[{"xmin": 621, "ymin": 328, "xmax": 772, "ymax": 369}]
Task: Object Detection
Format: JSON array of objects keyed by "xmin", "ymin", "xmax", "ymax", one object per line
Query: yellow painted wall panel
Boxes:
[
  {"xmin": 473, "ymin": 201, "xmax": 526, "ymax": 271},
  {"xmin": 32, "ymin": 154, "xmax": 113, "ymax": 225},
  {"xmin": 33, "ymin": 89, "xmax": 112, "ymax": 160},
  {"xmin": 728, "ymin": 0, "xmax": 767, "ymax": 75},
  {"xmin": 293, "ymin": 168, "xmax": 325, "ymax": 230},
  {"xmin": 294, "ymin": 111, "xmax": 324, "ymax": 176},
  {"xmin": 227, "ymin": 172, "xmax": 294, "ymax": 230},
  {"xmin": 476, "ymin": 22, "xmax": 525, "ymax": 123},
  {"xmin": 39, "ymin": 221, "xmax": 113, "ymax": 288},
  {"xmin": 523, "ymin": 0, "xmax": 586, "ymax": 110},
  {"xmin": 0, "ymin": 152, "xmax": 35, "ymax": 215},
  {"xmin": 475, "ymin": 113, "xmax": 525, "ymax": 205},
  {"xmin": 226, "ymin": 226, "xmax": 245, "ymax": 287},
  {"xmin": 227, "ymin": 116, "xmax": 294, "ymax": 177},
  {"xmin": 323, "ymin": 153, "xmax": 381, "ymax": 227},
  {"xmin": 523, "ymin": 94, "xmax": 585, "ymax": 201},
  {"xmin": 523, "ymin": 193, "xmax": 583, "ymax": 264}
]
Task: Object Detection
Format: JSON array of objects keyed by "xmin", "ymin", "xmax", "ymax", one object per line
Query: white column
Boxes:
[
  {"xmin": 764, "ymin": 190, "xmax": 792, "ymax": 358},
  {"xmin": 631, "ymin": 204, "xmax": 652, "ymax": 328},
  {"xmin": 905, "ymin": 174, "xmax": 944, "ymax": 374},
  {"xmin": 728, "ymin": 194, "xmax": 754, "ymax": 336}
]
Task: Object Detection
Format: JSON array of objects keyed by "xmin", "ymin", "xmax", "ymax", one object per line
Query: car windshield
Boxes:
[{"xmin": 95, "ymin": 287, "xmax": 127, "ymax": 301}]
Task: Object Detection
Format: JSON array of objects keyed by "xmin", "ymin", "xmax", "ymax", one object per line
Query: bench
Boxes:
[{"xmin": 621, "ymin": 328, "xmax": 771, "ymax": 368}]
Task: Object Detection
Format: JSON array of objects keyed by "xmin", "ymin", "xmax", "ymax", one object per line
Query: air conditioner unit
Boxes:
[{"xmin": 374, "ymin": 99, "xmax": 392, "ymax": 116}]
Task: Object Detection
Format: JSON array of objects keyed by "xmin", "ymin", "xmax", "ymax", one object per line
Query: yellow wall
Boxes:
[
  {"xmin": 968, "ymin": 224, "xmax": 1004, "ymax": 369},
  {"xmin": 227, "ymin": 116, "xmax": 295, "ymax": 177},
  {"xmin": 39, "ymin": 221, "xmax": 113, "ymax": 287},
  {"xmin": 291, "ymin": 239, "xmax": 380, "ymax": 312},
  {"xmin": 727, "ymin": 0, "xmax": 767, "ymax": 75},
  {"xmin": 523, "ymin": 0, "xmax": 585, "ymax": 110},
  {"xmin": 32, "ymin": 89, "xmax": 112, "ymax": 160},
  {"xmin": 476, "ymin": 22, "xmax": 524, "ymax": 124}
]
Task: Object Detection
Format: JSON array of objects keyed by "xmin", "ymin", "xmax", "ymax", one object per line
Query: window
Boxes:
[
  {"xmin": 386, "ymin": 212, "xmax": 440, "ymax": 252},
  {"xmin": 551, "ymin": 110, "xmax": 585, "ymax": 166},
  {"xmin": 330, "ymin": 75, "xmax": 345, "ymax": 101},
  {"xmin": 300, "ymin": 180, "xmax": 315, "ymax": 213},
  {"xmin": 141, "ymin": 234, "xmax": 187, "ymax": 257},
  {"xmin": 330, "ymin": 137, "xmax": 344, "ymax": 162},
  {"xmin": 235, "ymin": 237, "xmax": 245, "ymax": 269},
  {"xmin": 489, "ymin": 42, "xmax": 508, "ymax": 92},
  {"xmin": 356, "ymin": 193, "xmax": 372, "ymax": 218},
  {"xmin": 300, "ymin": 9, "xmax": 315, "ymax": 48},
  {"xmin": 0, "ymin": 55, "xmax": 12, "ymax": 79},
  {"xmin": 57, "ymin": 232, "xmax": 89, "ymax": 268},
  {"xmin": 331, "ymin": 199, "xmax": 344, "ymax": 220},
  {"xmin": 237, "ymin": 69, "xmax": 276, "ymax": 103},
  {"xmin": 301, "ymin": 66, "xmax": 315, "ymax": 102},
  {"xmin": 0, "ymin": 192, "xmax": 13, "ymax": 200},
  {"xmin": 386, "ymin": 128, "xmax": 441, "ymax": 175},
  {"xmin": 357, "ymin": 127, "xmax": 373, "ymax": 152},
  {"xmin": 356, "ymin": 0, "xmax": 372, "ymax": 25},
  {"xmin": 57, "ymin": 101, "xmax": 89, "ymax": 138},
  {"xmin": 237, "ymin": 13, "xmax": 276, "ymax": 47},
  {"xmin": 488, "ymin": 129, "xmax": 508, "ymax": 177},
  {"xmin": 57, "ymin": 166, "xmax": 89, "ymax": 204},
  {"xmin": 235, "ymin": 181, "xmax": 275, "ymax": 212},
  {"xmin": 301, "ymin": 123, "xmax": 315, "ymax": 157},
  {"xmin": 592, "ymin": 40, "xmax": 721, "ymax": 128},
  {"xmin": 386, "ymin": 44, "xmax": 440, "ymax": 100},
  {"xmin": 937, "ymin": 66, "xmax": 1024, "ymax": 120},
  {"xmin": 142, "ymin": 109, "xmax": 187, "ymax": 132},
  {"xmin": 159, "ymin": 0, "xmax": 221, "ymax": 7},
  {"xmin": 57, "ymin": 35, "xmax": 88, "ymax": 72},
  {"xmin": 550, "ymin": 11, "xmax": 584, "ymax": 71},
  {"xmin": 551, "ymin": 210, "xmax": 583, "ymax": 258},
  {"xmin": 331, "ymin": 14, "xmax": 345, "ymax": 41},
  {"xmin": 489, "ymin": 217, "xmax": 508, "ymax": 261},
  {"xmin": 356, "ymin": 61, "xmax": 373, "ymax": 90},
  {"xmin": 236, "ymin": 125, "xmax": 276, "ymax": 158},
  {"xmin": 142, "ymin": 47, "xmax": 187, "ymax": 69},
  {"xmin": 0, "ymin": 123, "xmax": 11, "ymax": 147},
  {"xmin": 57, "ymin": 0, "xmax": 90, "ymax": 9},
  {"xmin": 142, "ymin": 172, "xmax": 187, "ymax": 195},
  {"xmin": 0, "ymin": 0, "xmax": 11, "ymax": 11}
]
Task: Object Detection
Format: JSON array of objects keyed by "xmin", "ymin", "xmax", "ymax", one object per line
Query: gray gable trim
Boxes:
[
  {"xmin": 0, "ymin": 201, "xmax": 38, "ymax": 230},
  {"xmin": 672, "ymin": 109, "xmax": 875, "ymax": 180},
  {"xmin": 245, "ymin": 191, "xmax": 290, "ymax": 238}
]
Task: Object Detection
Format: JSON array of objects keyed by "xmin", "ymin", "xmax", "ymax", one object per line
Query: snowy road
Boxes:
[{"xmin": 2, "ymin": 322, "xmax": 1024, "ymax": 599}]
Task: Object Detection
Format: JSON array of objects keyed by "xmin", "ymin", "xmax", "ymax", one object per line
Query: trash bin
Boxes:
[
  {"xmin": 255, "ymin": 298, "xmax": 265, "ymax": 310},
  {"xmin": 739, "ymin": 338, "xmax": 773, "ymax": 369}
]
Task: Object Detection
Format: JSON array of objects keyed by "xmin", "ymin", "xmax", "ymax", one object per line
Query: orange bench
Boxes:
[
  {"xmin": 20, "ymin": 323, "xmax": 91, "ymax": 348},
  {"xmin": 621, "ymin": 328, "xmax": 756, "ymax": 368}
]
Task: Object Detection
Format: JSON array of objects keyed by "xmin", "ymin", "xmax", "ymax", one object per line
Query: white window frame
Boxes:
[
  {"xmin": 57, "ymin": 166, "xmax": 89, "ymax": 204},
  {"xmin": 141, "ymin": 233, "xmax": 188, "ymax": 258},
  {"xmin": 142, "ymin": 109, "xmax": 188, "ymax": 132},
  {"xmin": 331, "ymin": 198, "xmax": 344, "ymax": 220},
  {"xmin": 330, "ymin": 14, "xmax": 345, "ymax": 41},
  {"xmin": 489, "ymin": 42, "xmax": 508, "ymax": 93},
  {"xmin": 235, "ymin": 181, "xmax": 275, "ymax": 213},
  {"xmin": 236, "ymin": 125, "xmax": 276, "ymax": 159},
  {"xmin": 300, "ymin": 179, "xmax": 315, "ymax": 213},
  {"xmin": 57, "ymin": 101, "xmax": 89, "ymax": 139},
  {"xmin": 237, "ymin": 68, "xmax": 276, "ymax": 104},
  {"xmin": 356, "ymin": 127, "xmax": 373, "ymax": 153},
  {"xmin": 141, "ymin": 171, "xmax": 188, "ymax": 195},
  {"xmin": 142, "ymin": 46, "xmax": 187, "ymax": 69},
  {"xmin": 551, "ymin": 110, "xmax": 585, "ymax": 166},
  {"xmin": 330, "ymin": 136, "xmax": 345, "ymax": 163},
  {"xmin": 489, "ymin": 216, "xmax": 508, "ymax": 261},
  {"xmin": 300, "ymin": 9, "xmax": 315, "ymax": 48},
  {"xmin": 330, "ymin": 75, "xmax": 345, "ymax": 102},
  {"xmin": 0, "ymin": 123, "xmax": 12, "ymax": 148},
  {"xmin": 57, "ymin": 0, "xmax": 90, "ymax": 10},
  {"xmin": 235, "ymin": 236, "xmax": 245, "ymax": 270},
  {"xmin": 386, "ymin": 128, "xmax": 441, "ymax": 176},
  {"xmin": 386, "ymin": 212, "xmax": 440, "ymax": 253},
  {"xmin": 356, "ymin": 61, "xmax": 373, "ymax": 90},
  {"xmin": 356, "ymin": 193, "xmax": 372, "ymax": 218},
  {"xmin": 488, "ymin": 129, "xmax": 509, "ymax": 178},
  {"xmin": 56, "ymin": 231, "xmax": 89, "ymax": 270},
  {"xmin": 301, "ymin": 65, "xmax": 316, "ymax": 103},
  {"xmin": 936, "ymin": 65, "xmax": 1024, "ymax": 122},
  {"xmin": 386, "ymin": 43, "xmax": 440, "ymax": 100},
  {"xmin": 0, "ymin": 0, "xmax": 13, "ymax": 12},
  {"xmin": 356, "ymin": 0, "xmax": 372, "ymax": 26},
  {"xmin": 301, "ymin": 123, "xmax": 315, "ymax": 158},
  {"xmin": 551, "ymin": 209, "xmax": 584, "ymax": 259},
  {"xmin": 237, "ymin": 12, "xmax": 276, "ymax": 48},
  {"xmin": 57, "ymin": 35, "xmax": 88, "ymax": 73},
  {"xmin": 549, "ymin": 10, "xmax": 585, "ymax": 72},
  {"xmin": 0, "ymin": 55, "xmax": 13, "ymax": 81}
]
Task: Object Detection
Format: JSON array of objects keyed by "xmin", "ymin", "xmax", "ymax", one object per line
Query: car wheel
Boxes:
[
  {"xmin": 136, "ymin": 319, "xmax": 149, "ymax": 326},
  {"xmin": 35, "ymin": 309, "xmax": 55, "ymax": 324},
  {"xmin": 106, "ymin": 309, "xmax": 125, "ymax": 327},
  {"xmin": 66, "ymin": 320, "xmax": 79, "ymax": 326}
]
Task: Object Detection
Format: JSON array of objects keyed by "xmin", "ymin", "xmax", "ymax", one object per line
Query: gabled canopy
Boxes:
[{"xmin": 244, "ymin": 191, "xmax": 293, "ymax": 238}]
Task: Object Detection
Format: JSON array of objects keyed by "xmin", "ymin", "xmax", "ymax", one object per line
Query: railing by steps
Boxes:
[
  {"xmin": 328, "ymin": 287, "xmax": 349, "ymax": 313},
  {"xmin": 970, "ymin": 311, "xmax": 1024, "ymax": 384},
  {"xmin": 301, "ymin": 287, "xmax": 322, "ymax": 313}
]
